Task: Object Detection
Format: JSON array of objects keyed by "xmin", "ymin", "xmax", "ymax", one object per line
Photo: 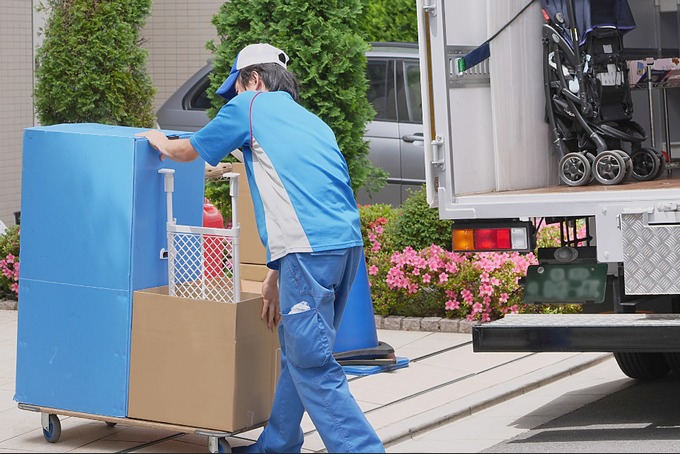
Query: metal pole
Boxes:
[
  {"xmin": 229, "ymin": 173, "xmax": 241, "ymax": 303},
  {"xmin": 646, "ymin": 64, "xmax": 656, "ymax": 149}
]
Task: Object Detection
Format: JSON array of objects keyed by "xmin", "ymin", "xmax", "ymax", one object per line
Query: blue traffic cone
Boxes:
[
  {"xmin": 334, "ymin": 253, "xmax": 380, "ymax": 354},
  {"xmin": 333, "ymin": 250, "xmax": 404, "ymax": 373}
]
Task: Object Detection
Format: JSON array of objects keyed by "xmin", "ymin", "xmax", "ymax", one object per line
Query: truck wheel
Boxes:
[
  {"xmin": 613, "ymin": 352, "xmax": 670, "ymax": 380},
  {"xmin": 663, "ymin": 352, "xmax": 680, "ymax": 376}
]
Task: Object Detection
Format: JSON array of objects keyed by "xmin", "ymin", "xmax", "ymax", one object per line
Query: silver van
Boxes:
[{"xmin": 156, "ymin": 42, "xmax": 424, "ymax": 206}]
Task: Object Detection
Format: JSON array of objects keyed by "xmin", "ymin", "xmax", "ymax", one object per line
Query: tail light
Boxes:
[{"xmin": 452, "ymin": 221, "xmax": 535, "ymax": 253}]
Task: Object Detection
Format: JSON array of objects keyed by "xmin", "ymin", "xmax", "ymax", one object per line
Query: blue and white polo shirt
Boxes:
[{"xmin": 190, "ymin": 90, "xmax": 363, "ymax": 268}]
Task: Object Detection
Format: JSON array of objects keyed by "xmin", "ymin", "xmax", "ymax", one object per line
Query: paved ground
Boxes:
[{"xmin": 0, "ymin": 309, "xmax": 620, "ymax": 452}]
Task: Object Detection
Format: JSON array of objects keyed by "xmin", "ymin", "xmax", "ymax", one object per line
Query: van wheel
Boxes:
[{"xmin": 613, "ymin": 352, "xmax": 670, "ymax": 380}]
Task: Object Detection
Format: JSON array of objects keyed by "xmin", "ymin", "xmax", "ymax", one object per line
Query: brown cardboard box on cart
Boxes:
[
  {"xmin": 233, "ymin": 162, "xmax": 267, "ymax": 266},
  {"xmin": 128, "ymin": 286, "xmax": 280, "ymax": 432},
  {"xmin": 232, "ymin": 162, "xmax": 272, "ymax": 294}
]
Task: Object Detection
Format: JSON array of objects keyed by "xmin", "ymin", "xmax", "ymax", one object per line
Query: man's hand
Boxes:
[
  {"xmin": 136, "ymin": 130, "xmax": 199, "ymax": 163},
  {"xmin": 261, "ymin": 269, "xmax": 281, "ymax": 331},
  {"xmin": 136, "ymin": 129, "xmax": 170, "ymax": 161}
]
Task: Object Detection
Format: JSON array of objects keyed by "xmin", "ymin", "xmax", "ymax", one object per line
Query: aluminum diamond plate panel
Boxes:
[{"xmin": 622, "ymin": 213, "xmax": 680, "ymax": 294}]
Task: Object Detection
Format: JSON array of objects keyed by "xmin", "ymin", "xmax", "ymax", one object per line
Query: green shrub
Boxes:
[
  {"xmin": 207, "ymin": 0, "xmax": 387, "ymax": 200},
  {"xmin": 388, "ymin": 186, "xmax": 452, "ymax": 252},
  {"xmin": 359, "ymin": 192, "xmax": 584, "ymax": 320},
  {"xmin": 0, "ymin": 226, "xmax": 20, "ymax": 300},
  {"xmin": 359, "ymin": 204, "xmax": 398, "ymax": 316},
  {"xmin": 34, "ymin": 0, "xmax": 156, "ymax": 127},
  {"xmin": 358, "ymin": 0, "xmax": 418, "ymax": 42}
]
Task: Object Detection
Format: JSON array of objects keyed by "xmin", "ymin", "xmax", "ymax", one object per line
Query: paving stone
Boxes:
[
  {"xmin": 0, "ymin": 299, "xmax": 16, "ymax": 310},
  {"xmin": 439, "ymin": 318, "xmax": 460, "ymax": 333},
  {"xmin": 421, "ymin": 317, "xmax": 442, "ymax": 332},
  {"xmin": 383, "ymin": 316, "xmax": 404, "ymax": 330},
  {"xmin": 458, "ymin": 319, "xmax": 479, "ymax": 334},
  {"xmin": 374, "ymin": 315, "xmax": 384, "ymax": 329},
  {"xmin": 401, "ymin": 317, "xmax": 422, "ymax": 331}
]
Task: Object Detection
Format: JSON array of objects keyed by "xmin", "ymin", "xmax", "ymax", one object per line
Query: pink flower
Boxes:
[
  {"xmin": 368, "ymin": 265, "xmax": 379, "ymax": 276},
  {"xmin": 445, "ymin": 299, "xmax": 460, "ymax": 311}
]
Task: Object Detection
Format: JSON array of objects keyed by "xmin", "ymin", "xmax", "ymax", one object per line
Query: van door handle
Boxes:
[{"xmin": 402, "ymin": 133, "xmax": 424, "ymax": 143}]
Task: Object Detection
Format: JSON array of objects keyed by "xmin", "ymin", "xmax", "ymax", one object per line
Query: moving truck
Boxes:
[{"xmin": 415, "ymin": 0, "xmax": 680, "ymax": 379}]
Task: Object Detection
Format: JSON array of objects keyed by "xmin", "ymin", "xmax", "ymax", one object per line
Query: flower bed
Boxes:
[{"xmin": 359, "ymin": 188, "xmax": 584, "ymax": 323}]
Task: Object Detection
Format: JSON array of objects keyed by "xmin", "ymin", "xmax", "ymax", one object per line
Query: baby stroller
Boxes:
[{"xmin": 541, "ymin": 0, "xmax": 665, "ymax": 186}]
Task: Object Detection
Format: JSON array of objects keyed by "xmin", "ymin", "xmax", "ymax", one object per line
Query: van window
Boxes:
[
  {"xmin": 185, "ymin": 77, "xmax": 212, "ymax": 110},
  {"xmin": 404, "ymin": 61, "xmax": 422, "ymax": 123},
  {"xmin": 367, "ymin": 59, "xmax": 397, "ymax": 121},
  {"xmin": 394, "ymin": 59, "xmax": 423, "ymax": 124}
]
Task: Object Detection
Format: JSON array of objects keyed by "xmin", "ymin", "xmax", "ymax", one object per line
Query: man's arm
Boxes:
[{"xmin": 136, "ymin": 129, "xmax": 199, "ymax": 162}]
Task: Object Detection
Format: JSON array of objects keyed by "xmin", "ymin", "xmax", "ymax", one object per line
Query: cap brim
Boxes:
[{"xmin": 216, "ymin": 70, "xmax": 239, "ymax": 101}]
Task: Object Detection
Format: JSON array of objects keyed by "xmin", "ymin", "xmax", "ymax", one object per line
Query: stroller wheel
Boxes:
[
  {"xmin": 593, "ymin": 151, "xmax": 627, "ymax": 185},
  {"xmin": 630, "ymin": 148, "xmax": 661, "ymax": 181},
  {"xmin": 559, "ymin": 152, "xmax": 591, "ymax": 186},
  {"xmin": 650, "ymin": 148, "xmax": 667, "ymax": 180},
  {"xmin": 625, "ymin": 155, "xmax": 634, "ymax": 179}
]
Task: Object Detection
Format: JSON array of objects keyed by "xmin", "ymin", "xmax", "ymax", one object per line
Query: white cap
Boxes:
[{"xmin": 216, "ymin": 43, "xmax": 290, "ymax": 100}]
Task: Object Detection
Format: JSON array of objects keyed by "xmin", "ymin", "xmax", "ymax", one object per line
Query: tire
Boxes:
[
  {"xmin": 559, "ymin": 152, "xmax": 591, "ymax": 186},
  {"xmin": 650, "ymin": 148, "xmax": 667, "ymax": 180},
  {"xmin": 593, "ymin": 151, "xmax": 626, "ymax": 185},
  {"xmin": 218, "ymin": 438, "xmax": 232, "ymax": 453},
  {"xmin": 630, "ymin": 148, "xmax": 660, "ymax": 181},
  {"xmin": 613, "ymin": 352, "xmax": 670, "ymax": 380},
  {"xmin": 42, "ymin": 413, "xmax": 61, "ymax": 443},
  {"xmin": 663, "ymin": 352, "xmax": 680, "ymax": 376}
]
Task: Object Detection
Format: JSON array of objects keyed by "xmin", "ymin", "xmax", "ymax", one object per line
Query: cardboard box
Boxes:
[
  {"xmin": 241, "ymin": 263, "xmax": 270, "ymax": 282},
  {"xmin": 233, "ymin": 162, "xmax": 267, "ymax": 265},
  {"xmin": 128, "ymin": 286, "xmax": 279, "ymax": 432},
  {"xmin": 240, "ymin": 264, "xmax": 270, "ymax": 295}
]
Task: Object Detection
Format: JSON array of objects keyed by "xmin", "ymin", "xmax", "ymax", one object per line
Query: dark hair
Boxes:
[{"xmin": 238, "ymin": 63, "xmax": 300, "ymax": 101}]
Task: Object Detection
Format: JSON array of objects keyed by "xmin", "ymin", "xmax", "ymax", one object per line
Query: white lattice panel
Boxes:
[{"xmin": 168, "ymin": 225, "xmax": 238, "ymax": 303}]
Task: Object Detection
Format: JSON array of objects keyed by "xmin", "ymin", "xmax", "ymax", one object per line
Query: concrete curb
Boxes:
[
  {"xmin": 0, "ymin": 299, "xmax": 16, "ymax": 310},
  {"xmin": 375, "ymin": 315, "xmax": 479, "ymax": 334},
  {"xmin": 377, "ymin": 352, "xmax": 614, "ymax": 447},
  {"xmin": 0, "ymin": 300, "xmax": 477, "ymax": 333}
]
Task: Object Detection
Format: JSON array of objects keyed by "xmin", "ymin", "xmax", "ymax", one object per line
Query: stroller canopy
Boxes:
[{"xmin": 541, "ymin": 0, "xmax": 636, "ymax": 45}]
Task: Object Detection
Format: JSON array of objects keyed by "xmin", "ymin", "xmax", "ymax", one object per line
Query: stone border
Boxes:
[
  {"xmin": 0, "ymin": 299, "xmax": 17, "ymax": 310},
  {"xmin": 375, "ymin": 315, "xmax": 479, "ymax": 334},
  {"xmin": 0, "ymin": 299, "xmax": 476, "ymax": 333}
]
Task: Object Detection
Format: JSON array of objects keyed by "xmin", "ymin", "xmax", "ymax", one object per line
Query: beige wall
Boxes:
[
  {"xmin": 143, "ymin": 0, "xmax": 223, "ymax": 112},
  {"xmin": 0, "ymin": 0, "xmax": 223, "ymax": 228},
  {"xmin": 0, "ymin": 2, "xmax": 34, "ymax": 228}
]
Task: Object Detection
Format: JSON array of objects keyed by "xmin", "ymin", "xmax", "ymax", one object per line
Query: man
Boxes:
[{"xmin": 137, "ymin": 43, "xmax": 384, "ymax": 453}]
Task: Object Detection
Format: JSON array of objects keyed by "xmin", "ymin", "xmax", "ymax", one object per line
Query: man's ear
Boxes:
[{"xmin": 252, "ymin": 71, "xmax": 266, "ymax": 91}]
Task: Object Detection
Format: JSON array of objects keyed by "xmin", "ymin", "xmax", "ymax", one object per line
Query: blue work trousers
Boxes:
[{"xmin": 250, "ymin": 246, "xmax": 384, "ymax": 453}]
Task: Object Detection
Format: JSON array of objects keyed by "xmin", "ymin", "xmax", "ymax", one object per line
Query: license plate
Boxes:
[{"xmin": 523, "ymin": 263, "xmax": 607, "ymax": 304}]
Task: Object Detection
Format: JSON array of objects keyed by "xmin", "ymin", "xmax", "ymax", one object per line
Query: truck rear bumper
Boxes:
[{"xmin": 473, "ymin": 313, "xmax": 680, "ymax": 353}]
